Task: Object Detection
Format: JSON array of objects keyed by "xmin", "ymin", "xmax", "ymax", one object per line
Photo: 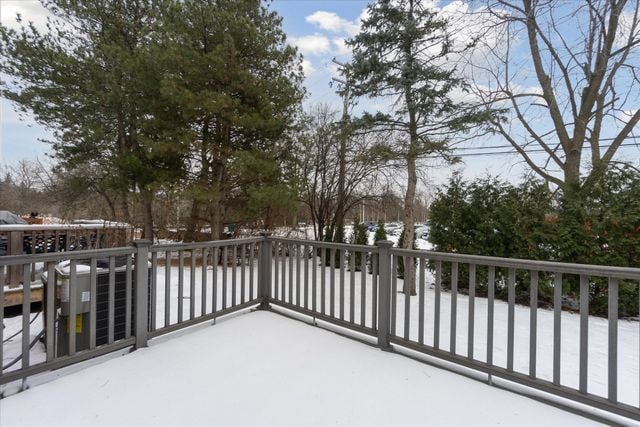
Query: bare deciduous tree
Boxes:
[
  {"xmin": 470, "ymin": 0, "xmax": 640, "ymax": 196},
  {"xmin": 297, "ymin": 105, "xmax": 386, "ymax": 242}
]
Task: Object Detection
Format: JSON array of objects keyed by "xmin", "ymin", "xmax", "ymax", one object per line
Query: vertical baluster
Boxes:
[
  {"xmin": 281, "ymin": 243, "xmax": 287, "ymax": 301},
  {"xmin": 468, "ymin": 264, "xmax": 476, "ymax": 359},
  {"xmin": 30, "ymin": 231, "xmax": 36, "ymax": 283},
  {"xmin": 553, "ymin": 272, "xmax": 562, "ymax": 385},
  {"xmin": 312, "ymin": 246, "xmax": 317, "ymax": 312},
  {"xmin": 329, "ymin": 248, "xmax": 335, "ymax": 317},
  {"xmin": 23, "ymin": 263, "xmax": 33, "ymax": 364},
  {"xmin": 164, "ymin": 251, "xmax": 171, "ymax": 327},
  {"xmin": 349, "ymin": 250, "xmax": 355, "ymax": 323},
  {"xmin": 296, "ymin": 244, "xmax": 302, "ymax": 306},
  {"xmin": 404, "ymin": 257, "xmax": 411, "ymax": 341},
  {"xmin": 304, "ymin": 245, "xmax": 309, "ymax": 309},
  {"xmin": 529, "ymin": 270, "xmax": 538, "ymax": 378},
  {"xmin": 339, "ymin": 249, "xmax": 345, "ymax": 320},
  {"xmin": 212, "ymin": 247, "xmax": 218, "ymax": 312},
  {"xmin": 579, "ymin": 274, "xmax": 589, "ymax": 393},
  {"xmin": 249, "ymin": 243, "xmax": 255, "ymax": 301},
  {"xmin": 232, "ymin": 245, "xmax": 237, "ymax": 306},
  {"xmin": 108, "ymin": 256, "xmax": 115, "ymax": 343},
  {"xmin": 202, "ymin": 248, "xmax": 208, "ymax": 315},
  {"xmin": 283, "ymin": 244, "xmax": 288, "ymax": 302},
  {"xmin": 178, "ymin": 250, "xmax": 184, "ymax": 322},
  {"xmin": 241, "ymin": 244, "xmax": 246, "ymax": 304},
  {"xmin": 190, "ymin": 250, "xmax": 196, "ymax": 319},
  {"xmin": 372, "ymin": 253, "xmax": 378, "ymax": 329},
  {"xmin": 89, "ymin": 258, "xmax": 97, "ymax": 349},
  {"xmin": 276, "ymin": 243, "xmax": 281, "ymax": 300},
  {"xmin": 274, "ymin": 242, "xmax": 280, "ymax": 301},
  {"xmin": 222, "ymin": 247, "xmax": 228, "ymax": 310},
  {"xmin": 360, "ymin": 252, "xmax": 366, "ymax": 327},
  {"xmin": 46, "ymin": 262, "xmax": 55, "ymax": 359},
  {"xmin": 507, "ymin": 268, "xmax": 516, "ymax": 371},
  {"xmin": 418, "ymin": 258, "xmax": 425, "ymax": 345},
  {"xmin": 434, "ymin": 260, "xmax": 442, "ymax": 349},
  {"xmin": 391, "ymin": 255, "xmax": 397, "ymax": 337},
  {"xmin": 288, "ymin": 244, "xmax": 294, "ymax": 304},
  {"xmin": 125, "ymin": 255, "xmax": 132, "ymax": 339},
  {"xmin": 487, "ymin": 266, "xmax": 495, "ymax": 366},
  {"xmin": 608, "ymin": 277, "xmax": 618, "ymax": 402},
  {"xmin": 151, "ymin": 251, "xmax": 158, "ymax": 330},
  {"xmin": 278, "ymin": 243, "xmax": 283, "ymax": 302},
  {"xmin": 320, "ymin": 248, "xmax": 327, "ymax": 314},
  {"xmin": 450, "ymin": 262, "xmax": 458, "ymax": 354},
  {"xmin": 0, "ymin": 266, "xmax": 4, "ymax": 374}
]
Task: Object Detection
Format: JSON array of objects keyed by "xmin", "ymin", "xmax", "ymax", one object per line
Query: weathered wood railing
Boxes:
[{"xmin": 0, "ymin": 223, "xmax": 133, "ymax": 292}]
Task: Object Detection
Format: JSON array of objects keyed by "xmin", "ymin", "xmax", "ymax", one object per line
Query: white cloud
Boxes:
[
  {"xmin": 0, "ymin": 1, "xmax": 51, "ymax": 32},
  {"xmin": 305, "ymin": 11, "xmax": 360, "ymax": 36},
  {"xmin": 615, "ymin": 9, "xmax": 640, "ymax": 49},
  {"xmin": 332, "ymin": 38, "xmax": 351, "ymax": 56},
  {"xmin": 617, "ymin": 109, "xmax": 639, "ymax": 125},
  {"xmin": 289, "ymin": 33, "xmax": 331, "ymax": 56},
  {"xmin": 301, "ymin": 59, "xmax": 316, "ymax": 77}
]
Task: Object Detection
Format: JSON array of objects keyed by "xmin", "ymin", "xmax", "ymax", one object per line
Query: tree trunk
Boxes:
[
  {"xmin": 118, "ymin": 194, "xmax": 131, "ymax": 226},
  {"xmin": 140, "ymin": 188, "xmax": 154, "ymax": 241},
  {"xmin": 335, "ymin": 86, "xmax": 349, "ymax": 237},
  {"xmin": 210, "ymin": 169, "xmax": 225, "ymax": 240},
  {"xmin": 400, "ymin": 0, "xmax": 417, "ymax": 295},
  {"xmin": 402, "ymin": 153, "xmax": 417, "ymax": 295},
  {"xmin": 184, "ymin": 199, "xmax": 201, "ymax": 242},
  {"xmin": 563, "ymin": 146, "xmax": 582, "ymax": 196}
]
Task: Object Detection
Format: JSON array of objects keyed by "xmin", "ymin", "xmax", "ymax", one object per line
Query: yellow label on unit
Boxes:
[{"xmin": 66, "ymin": 314, "xmax": 83, "ymax": 334}]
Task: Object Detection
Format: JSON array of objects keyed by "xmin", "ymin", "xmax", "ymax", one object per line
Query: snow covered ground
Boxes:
[
  {"xmin": 0, "ymin": 311, "xmax": 599, "ymax": 426},
  {"xmin": 2, "ymin": 252, "xmax": 638, "ymax": 414}
]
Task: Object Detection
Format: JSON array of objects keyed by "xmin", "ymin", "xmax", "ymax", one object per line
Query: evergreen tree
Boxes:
[
  {"xmin": 349, "ymin": 219, "xmax": 368, "ymax": 271},
  {"xmin": 0, "ymin": 1, "xmax": 303, "ymax": 239},
  {"xmin": 156, "ymin": 0, "xmax": 304, "ymax": 239},
  {"xmin": 347, "ymin": 0, "xmax": 498, "ymax": 293},
  {"xmin": 0, "ymin": 0, "xmax": 187, "ymax": 238},
  {"xmin": 373, "ymin": 219, "xmax": 387, "ymax": 243}
]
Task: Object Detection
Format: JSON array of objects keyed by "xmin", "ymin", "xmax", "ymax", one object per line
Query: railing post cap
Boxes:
[
  {"xmin": 376, "ymin": 240, "xmax": 394, "ymax": 248},
  {"xmin": 260, "ymin": 231, "xmax": 272, "ymax": 237},
  {"xmin": 133, "ymin": 239, "xmax": 153, "ymax": 247}
]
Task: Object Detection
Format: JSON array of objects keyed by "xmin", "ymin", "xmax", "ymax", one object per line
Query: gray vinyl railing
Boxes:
[
  {"xmin": 265, "ymin": 237, "xmax": 640, "ymax": 421},
  {"xmin": 0, "ymin": 237, "xmax": 264, "ymax": 390},
  {"xmin": 1, "ymin": 235, "xmax": 639, "ymax": 421},
  {"xmin": 385, "ymin": 245, "xmax": 640, "ymax": 421}
]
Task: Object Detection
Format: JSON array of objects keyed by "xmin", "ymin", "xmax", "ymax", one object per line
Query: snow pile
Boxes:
[{"xmin": 0, "ymin": 311, "xmax": 596, "ymax": 426}]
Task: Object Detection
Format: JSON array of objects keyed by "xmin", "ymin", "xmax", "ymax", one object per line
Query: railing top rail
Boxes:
[
  {"xmin": 268, "ymin": 236, "xmax": 380, "ymax": 253},
  {"xmin": 150, "ymin": 237, "xmax": 264, "ymax": 252},
  {"xmin": 390, "ymin": 247, "xmax": 640, "ymax": 280},
  {"xmin": 0, "ymin": 246, "xmax": 135, "ymax": 266},
  {"xmin": 0, "ymin": 223, "xmax": 132, "ymax": 232}
]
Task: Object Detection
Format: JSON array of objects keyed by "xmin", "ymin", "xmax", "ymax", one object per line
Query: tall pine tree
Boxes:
[
  {"xmin": 0, "ymin": 0, "xmax": 188, "ymax": 239},
  {"xmin": 347, "ymin": 0, "xmax": 497, "ymax": 294},
  {"xmin": 158, "ymin": 0, "xmax": 304, "ymax": 239}
]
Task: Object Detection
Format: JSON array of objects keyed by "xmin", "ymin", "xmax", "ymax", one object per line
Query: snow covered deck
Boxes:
[{"xmin": 0, "ymin": 310, "xmax": 598, "ymax": 426}]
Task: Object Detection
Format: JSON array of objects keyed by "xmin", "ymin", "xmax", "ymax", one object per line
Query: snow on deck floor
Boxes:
[{"xmin": 1, "ymin": 311, "xmax": 597, "ymax": 426}]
